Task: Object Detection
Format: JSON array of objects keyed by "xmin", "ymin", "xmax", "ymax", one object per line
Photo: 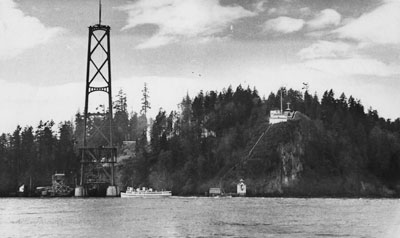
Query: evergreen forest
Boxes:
[{"xmin": 1, "ymin": 85, "xmax": 400, "ymax": 197}]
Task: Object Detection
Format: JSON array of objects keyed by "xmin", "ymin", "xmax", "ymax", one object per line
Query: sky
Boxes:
[{"xmin": 0, "ymin": 0, "xmax": 399, "ymax": 133}]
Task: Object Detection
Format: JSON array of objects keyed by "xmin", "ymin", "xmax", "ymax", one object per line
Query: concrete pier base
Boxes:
[
  {"xmin": 74, "ymin": 186, "xmax": 86, "ymax": 197},
  {"xmin": 106, "ymin": 186, "xmax": 118, "ymax": 197}
]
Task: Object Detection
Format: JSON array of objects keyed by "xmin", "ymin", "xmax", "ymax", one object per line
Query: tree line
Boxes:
[
  {"xmin": 1, "ymin": 85, "xmax": 399, "ymax": 196},
  {"xmin": 119, "ymin": 85, "xmax": 400, "ymax": 196}
]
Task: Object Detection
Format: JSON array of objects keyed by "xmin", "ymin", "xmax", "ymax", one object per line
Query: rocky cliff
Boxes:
[{"xmin": 238, "ymin": 113, "xmax": 397, "ymax": 197}]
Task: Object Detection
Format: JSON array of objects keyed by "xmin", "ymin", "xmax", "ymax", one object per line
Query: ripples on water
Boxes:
[{"xmin": 0, "ymin": 197, "xmax": 399, "ymax": 238}]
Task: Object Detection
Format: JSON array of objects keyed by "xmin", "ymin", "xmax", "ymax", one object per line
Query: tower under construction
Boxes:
[{"xmin": 75, "ymin": 1, "xmax": 117, "ymax": 197}]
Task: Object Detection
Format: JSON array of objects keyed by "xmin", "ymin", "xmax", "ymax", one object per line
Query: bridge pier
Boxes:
[
  {"xmin": 106, "ymin": 186, "xmax": 118, "ymax": 197},
  {"xmin": 74, "ymin": 186, "xmax": 87, "ymax": 197}
]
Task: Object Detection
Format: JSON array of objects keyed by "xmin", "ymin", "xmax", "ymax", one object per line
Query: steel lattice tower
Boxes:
[{"xmin": 78, "ymin": 1, "xmax": 117, "ymax": 196}]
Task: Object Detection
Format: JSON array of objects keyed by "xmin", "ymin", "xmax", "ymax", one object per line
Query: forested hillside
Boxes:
[{"xmin": 1, "ymin": 85, "xmax": 400, "ymax": 196}]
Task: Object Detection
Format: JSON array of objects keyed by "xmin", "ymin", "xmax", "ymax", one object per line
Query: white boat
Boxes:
[{"xmin": 120, "ymin": 187, "xmax": 172, "ymax": 198}]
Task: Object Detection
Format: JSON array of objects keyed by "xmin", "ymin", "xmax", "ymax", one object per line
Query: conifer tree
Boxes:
[
  {"xmin": 141, "ymin": 83, "xmax": 151, "ymax": 117},
  {"xmin": 57, "ymin": 122, "xmax": 77, "ymax": 174},
  {"xmin": 114, "ymin": 89, "xmax": 129, "ymax": 144},
  {"xmin": 10, "ymin": 126, "xmax": 22, "ymax": 188},
  {"xmin": 21, "ymin": 126, "xmax": 35, "ymax": 183}
]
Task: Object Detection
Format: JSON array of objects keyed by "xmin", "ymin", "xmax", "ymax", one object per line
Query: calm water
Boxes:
[{"xmin": 0, "ymin": 197, "xmax": 399, "ymax": 238}]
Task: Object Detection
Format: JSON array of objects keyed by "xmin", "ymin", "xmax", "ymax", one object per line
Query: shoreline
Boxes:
[{"xmin": 1, "ymin": 193, "xmax": 398, "ymax": 199}]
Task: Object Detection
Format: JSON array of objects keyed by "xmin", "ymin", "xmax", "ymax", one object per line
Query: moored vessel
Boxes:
[{"xmin": 120, "ymin": 187, "xmax": 171, "ymax": 198}]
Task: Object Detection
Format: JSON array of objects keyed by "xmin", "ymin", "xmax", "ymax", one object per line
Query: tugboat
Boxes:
[{"xmin": 120, "ymin": 187, "xmax": 171, "ymax": 198}]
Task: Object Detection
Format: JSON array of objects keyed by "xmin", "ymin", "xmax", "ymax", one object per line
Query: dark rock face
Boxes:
[
  {"xmin": 259, "ymin": 119, "xmax": 305, "ymax": 195},
  {"xmin": 248, "ymin": 113, "xmax": 398, "ymax": 198},
  {"xmin": 280, "ymin": 143, "xmax": 303, "ymax": 187}
]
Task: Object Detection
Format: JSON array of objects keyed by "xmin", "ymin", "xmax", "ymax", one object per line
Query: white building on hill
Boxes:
[{"xmin": 270, "ymin": 102, "xmax": 294, "ymax": 125}]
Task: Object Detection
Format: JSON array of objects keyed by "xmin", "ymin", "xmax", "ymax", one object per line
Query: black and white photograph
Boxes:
[{"xmin": 0, "ymin": 0, "xmax": 400, "ymax": 237}]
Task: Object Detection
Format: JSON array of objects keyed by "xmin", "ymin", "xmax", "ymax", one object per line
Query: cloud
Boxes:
[
  {"xmin": 242, "ymin": 61, "xmax": 400, "ymax": 120},
  {"xmin": 0, "ymin": 73, "xmax": 241, "ymax": 133},
  {"xmin": 297, "ymin": 41, "xmax": 399, "ymax": 78},
  {"xmin": 135, "ymin": 36, "xmax": 176, "ymax": 50},
  {"xmin": 0, "ymin": 79, "xmax": 84, "ymax": 133},
  {"xmin": 253, "ymin": 0, "xmax": 268, "ymax": 13},
  {"xmin": 307, "ymin": 9, "xmax": 341, "ymax": 30},
  {"xmin": 263, "ymin": 17, "xmax": 305, "ymax": 33},
  {"xmin": 297, "ymin": 3, "xmax": 400, "ymax": 80},
  {"xmin": 118, "ymin": 0, "xmax": 256, "ymax": 49},
  {"xmin": 298, "ymin": 41, "xmax": 352, "ymax": 60},
  {"xmin": 299, "ymin": 7, "xmax": 312, "ymax": 17},
  {"xmin": 0, "ymin": 0, "xmax": 63, "ymax": 59},
  {"xmin": 267, "ymin": 8, "xmax": 277, "ymax": 15},
  {"xmin": 334, "ymin": 0, "xmax": 400, "ymax": 45},
  {"xmin": 302, "ymin": 58, "xmax": 400, "ymax": 77},
  {"xmin": 264, "ymin": 8, "xmax": 340, "ymax": 35}
]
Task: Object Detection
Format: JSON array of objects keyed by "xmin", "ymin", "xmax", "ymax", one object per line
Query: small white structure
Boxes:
[
  {"xmin": 269, "ymin": 110, "xmax": 289, "ymax": 124},
  {"xmin": 19, "ymin": 184, "xmax": 25, "ymax": 193},
  {"xmin": 237, "ymin": 179, "xmax": 246, "ymax": 196},
  {"xmin": 201, "ymin": 128, "xmax": 216, "ymax": 138},
  {"xmin": 270, "ymin": 102, "xmax": 294, "ymax": 124},
  {"xmin": 209, "ymin": 187, "xmax": 222, "ymax": 196}
]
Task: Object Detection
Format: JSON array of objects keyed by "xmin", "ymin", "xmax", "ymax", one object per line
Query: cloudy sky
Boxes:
[{"xmin": 0, "ymin": 0, "xmax": 399, "ymax": 133}]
